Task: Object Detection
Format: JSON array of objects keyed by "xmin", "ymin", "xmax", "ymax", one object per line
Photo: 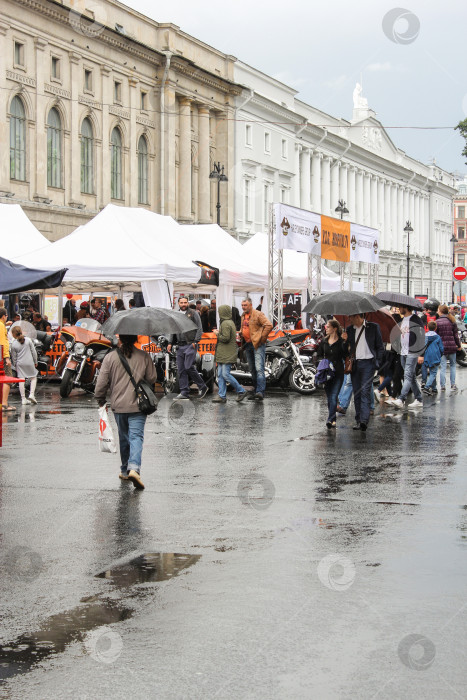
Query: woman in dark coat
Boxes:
[
  {"xmin": 317, "ymin": 319, "xmax": 348, "ymax": 429},
  {"xmin": 436, "ymin": 304, "xmax": 461, "ymax": 391}
]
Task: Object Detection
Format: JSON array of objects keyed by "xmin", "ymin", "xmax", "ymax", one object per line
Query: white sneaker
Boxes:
[
  {"xmin": 21, "ymin": 398, "xmax": 31, "ymax": 405},
  {"xmin": 393, "ymin": 398, "xmax": 405, "ymax": 409},
  {"xmin": 28, "ymin": 395, "xmax": 37, "ymax": 405},
  {"xmin": 408, "ymin": 399, "xmax": 423, "ymax": 410},
  {"xmin": 374, "ymin": 389, "xmax": 382, "ymax": 401}
]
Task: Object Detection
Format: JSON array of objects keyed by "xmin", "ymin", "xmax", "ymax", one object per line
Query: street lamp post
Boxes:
[
  {"xmin": 335, "ymin": 199, "xmax": 349, "ymax": 220},
  {"xmin": 404, "ymin": 221, "xmax": 413, "ymax": 295},
  {"xmin": 450, "ymin": 234, "xmax": 457, "ymax": 303},
  {"xmin": 209, "ymin": 162, "xmax": 228, "ymax": 226}
]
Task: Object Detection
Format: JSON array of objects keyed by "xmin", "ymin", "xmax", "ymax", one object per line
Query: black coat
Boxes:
[{"xmin": 345, "ymin": 322, "xmax": 384, "ymax": 367}]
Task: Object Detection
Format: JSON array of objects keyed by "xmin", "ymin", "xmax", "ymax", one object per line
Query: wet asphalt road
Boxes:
[{"xmin": 0, "ymin": 371, "xmax": 466, "ymax": 700}]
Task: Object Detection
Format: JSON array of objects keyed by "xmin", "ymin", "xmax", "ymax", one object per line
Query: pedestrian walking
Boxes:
[
  {"xmin": 212, "ymin": 305, "xmax": 247, "ymax": 403},
  {"xmin": 342, "ymin": 313, "xmax": 384, "ymax": 431},
  {"xmin": 392, "ymin": 305, "xmax": 425, "ymax": 410},
  {"xmin": 95, "ymin": 335, "xmax": 157, "ymax": 490},
  {"xmin": 0, "ymin": 307, "xmax": 15, "ymax": 412},
  {"xmin": 436, "ymin": 304, "xmax": 461, "ymax": 392},
  {"xmin": 10, "ymin": 326, "xmax": 38, "ymax": 405},
  {"xmin": 167, "ymin": 296, "xmax": 208, "ymax": 400},
  {"xmin": 239, "ymin": 297, "xmax": 273, "ymax": 401},
  {"xmin": 375, "ymin": 347, "xmax": 397, "ymax": 403},
  {"xmin": 422, "ymin": 321, "xmax": 444, "ymax": 395},
  {"xmin": 317, "ymin": 319, "xmax": 348, "ymax": 429}
]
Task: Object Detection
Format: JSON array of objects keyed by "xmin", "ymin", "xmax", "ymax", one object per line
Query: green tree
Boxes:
[{"xmin": 455, "ymin": 119, "xmax": 467, "ymax": 162}]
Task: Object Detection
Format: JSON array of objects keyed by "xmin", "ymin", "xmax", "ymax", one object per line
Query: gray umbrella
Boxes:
[
  {"xmin": 101, "ymin": 307, "xmax": 197, "ymax": 338},
  {"xmin": 375, "ymin": 291, "xmax": 423, "ymax": 310},
  {"xmin": 8, "ymin": 320, "xmax": 37, "ymax": 341},
  {"xmin": 302, "ymin": 291, "xmax": 386, "ymax": 316}
]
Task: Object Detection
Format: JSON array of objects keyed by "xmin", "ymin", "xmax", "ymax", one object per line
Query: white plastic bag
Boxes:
[{"xmin": 98, "ymin": 405, "xmax": 117, "ymax": 453}]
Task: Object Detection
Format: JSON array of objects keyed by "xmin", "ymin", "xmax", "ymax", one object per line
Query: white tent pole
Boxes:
[{"xmin": 57, "ymin": 286, "xmax": 63, "ymax": 327}]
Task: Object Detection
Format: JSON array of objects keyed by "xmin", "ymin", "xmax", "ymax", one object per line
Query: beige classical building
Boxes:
[{"xmin": 1, "ymin": 0, "xmax": 240, "ymax": 240}]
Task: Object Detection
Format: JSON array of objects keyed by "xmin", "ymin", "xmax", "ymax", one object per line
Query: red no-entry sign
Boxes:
[{"xmin": 453, "ymin": 266, "xmax": 467, "ymax": 281}]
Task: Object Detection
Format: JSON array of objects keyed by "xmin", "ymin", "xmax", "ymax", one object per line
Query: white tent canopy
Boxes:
[
  {"xmin": 15, "ymin": 205, "xmax": 201, "ymax": 294},
  {"xmin": 0, "ymin": 203, "xmax": 51, "ymax": 258}
]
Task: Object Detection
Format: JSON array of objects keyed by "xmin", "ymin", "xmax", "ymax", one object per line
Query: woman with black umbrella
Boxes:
[{"xmin": 317, "ymin": 319, "xmax": 348, "ymax": 429}]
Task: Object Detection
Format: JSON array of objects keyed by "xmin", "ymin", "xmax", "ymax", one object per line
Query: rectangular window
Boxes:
[
  {"xmin": 458, "ymin": 227, "xmax": 465, "ymax": 239},
  {"xmin": 245, "ymin": 124, "xmax": 252, "ymax": 146},
  {"xmin": 458, "ymin": 254, "xmax": 465, "ymax": 267},
  {"xmin": 84, "ymin": 69, "xmax": 93, "ymax": 92},
  {"xmin": 14, "ymin": 41, "xmax": 24, "ymax": 67},
  {"xmin": 280, "ymin": 187, "xmax": 288, "ymax": 204},
  {"xmin": 458, "ymin": 205, "xmax": 465, "ymax": 218},
  {"xmin": 114, "ymin": 81, "xmax": 122, "ymax": 103},
  {"xmin": 140, "ymin": 91, "xmax": 147, "ymax": 110},
  {"xmin": 244, "ymin": 179, "xmax": 251, "ymax": 222},
  {"xmin": 264, "ymin": 131, "xmax": 270, "ymax": 153},
  {"xmin": 51, "ymin": 56, "xmax": 60, "ymax": 80},
  {"xmin": 281, "ymin": 139, "xmax": 287, "ymax": 159},
  {"xmin": 263, "ymin": 184, "xmax": 270, "ymax": 225}
]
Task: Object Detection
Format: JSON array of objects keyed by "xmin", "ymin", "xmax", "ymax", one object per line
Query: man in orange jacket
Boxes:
[{"xmin": 240, "ymin": 298, "xmax": 273, "ymax": 400}]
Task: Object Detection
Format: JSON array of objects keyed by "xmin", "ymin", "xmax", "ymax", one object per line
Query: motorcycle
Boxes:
[
  {"xmin": 56, "ymin": 319, "xmax": 113, "ymax": 397},
  {"xmin": 33, "ymin": 330, "xmax": 55, "ymax": 375},
  {"xmin": 226, "ymin": 330, "xmax": 316, "ymax": 395},
  {"xmin": 299, "ymin": 325, "xmax": 325, "ymax": 368},
  {"xmin": 154, "ymin": 336, "xmax": 215, "ymax": 395},
  {"xmin": 456, "ymin": 323, "xmax": 467, "ymax": 367}
]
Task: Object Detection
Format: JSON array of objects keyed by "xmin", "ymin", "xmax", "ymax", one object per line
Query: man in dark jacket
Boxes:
[
  {"xmin": 342, "ymin": 314, "xmax": 384, "ymax": 431},
  {"xmin": 167, "ymin": 296, "xmax": 208, "ymax": 400},
  {"xmin": 392, "ymin": 305, "xmax": 425, "ymax": 409}
]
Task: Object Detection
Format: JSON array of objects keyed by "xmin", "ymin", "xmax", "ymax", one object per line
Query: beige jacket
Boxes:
[
  {"xmin": 240, "ymin": 309, "xmax": 273, "ymax": 349},
  {"xmin": 95, "ymin": 348, "xmax": 157, "ymax": 413}
]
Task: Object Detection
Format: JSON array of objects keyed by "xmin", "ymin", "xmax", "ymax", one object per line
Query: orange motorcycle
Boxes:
[{"xmin": 56, "ymin": 319, "xmax": 113, "ymax": 397}]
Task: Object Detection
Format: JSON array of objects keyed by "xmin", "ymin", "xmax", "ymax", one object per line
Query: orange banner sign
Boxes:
[{"xmin": 319, "ymin": 216, "xmax": 350, "ymax": 262}]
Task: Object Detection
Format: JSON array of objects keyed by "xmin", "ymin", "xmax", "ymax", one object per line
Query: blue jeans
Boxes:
[
  {"xmin": 325, "ymin": 374, "xmax": 344, "ymax": 423},
  {"xmin": 425, "ymin": 363, "xmax": 439, "ymax": 390},
  {"xmin": 338, "ymin": 373, "xmax": 353, "ymax": 410},
  {"xmin": 351, "ymin": 358, "xmax": 375, "ymax": 426},
  {"xmin": 379, "ymin": 375, "xmax": 393, "ymax": 396},
  {"xmin": 244, "ymin": 342, "xmax": 266, "ymax": 395},
  {"xmin": 114, "ymin": 412, "xmax": 147, "ymax": 475},
  {"xmin": 440, "ymin": 353, "xmax": 457, "ymax": 388},
  {"xmin": 399, "ymin": 355, "xmax": 422, "ymax": 402},
  {"xmin": 217, "ymin": 363, "xmax": 246, "ymax": 398},
  {"xmin": 338, "ymin": 372, "xmax": 375, "ymax": 410},
  {"xmin": 176, "ymin": 344, "xmax": 206, "ymax": 397},
  {"xmin": 421, "ymin": 364, "xmax": 428, "ymax": 384}
]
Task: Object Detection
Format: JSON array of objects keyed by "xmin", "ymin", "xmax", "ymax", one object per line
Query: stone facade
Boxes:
[
  {"xmin": 233, "ymin": 62, "xmax": 457, "ymax": 300},
  {"xmin": 453, "ymin": 178, "xmax": 467, "ymax": 301},
  {"xmin": 1, "ymin": 0, "xmax": 241, "ymax": 240}
]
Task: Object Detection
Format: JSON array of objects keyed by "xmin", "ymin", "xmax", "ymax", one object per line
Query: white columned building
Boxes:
[{"xmin": 233, "ymin": 61, "xmax": 456, "ymax": 299}]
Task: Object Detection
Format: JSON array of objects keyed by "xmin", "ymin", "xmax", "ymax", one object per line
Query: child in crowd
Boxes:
[
  {"xmin": 10, "ymin": 326, "xmax": 38, "ymax": 405},
  {"xmin": 422, "ymin": 321, "xmax": 444, "ymax": 396}
]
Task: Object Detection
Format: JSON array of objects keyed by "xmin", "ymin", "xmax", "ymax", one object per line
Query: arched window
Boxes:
[
  {"xmin": 80, "ymin": 117, "xmax": 94, "ymax": 194},
  {"xmin": 47, "ymin": 107, "xmax": 62, "ymax": 188},
  {"xmin": 110, "ymin": 127, "xmax": 122, "ymax": 199},
  {"xmin": 137, "ymin": 135, "xmax": 148, "ymax": 204},
  {"xmin": 10, "ymin": 96, "xmax": 26, "ymax": 181}
]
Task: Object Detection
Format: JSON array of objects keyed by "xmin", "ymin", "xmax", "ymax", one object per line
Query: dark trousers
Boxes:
[
  {"xmin": 351, "ymin": 358, "xmax": 375, "ymax": 426},
  {"xmin": 324, "ymin": 374, "xmax": 344, "ymax": 423},
  {"xmin": 176, "ymin": 344, "xmax": 206, "ymax": 396}
]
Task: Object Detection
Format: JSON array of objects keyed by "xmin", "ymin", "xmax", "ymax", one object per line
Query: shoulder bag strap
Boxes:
[
  {"xmin": 117, "ymin": 350, "xmax": 138, "ymax": 392},
  {"xmin": 351, "ymin": 326, "xmax": 365, "ymax": 358}
]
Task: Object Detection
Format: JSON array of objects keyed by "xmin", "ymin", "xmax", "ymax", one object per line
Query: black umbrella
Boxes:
[
  {"xmin": 101, "ymin": 307, "xmax": 197, "ymax": 337},
  {"xmin": 375, "ymin": 291, "xmax": 423, "ymax": 310},
  {"xmin": 302, "ymin": 291, "xmax": 386, "ymax": 316},
  {"xmin": 0, "ymin": 256, "xmax": 67, "ymax": 293}
]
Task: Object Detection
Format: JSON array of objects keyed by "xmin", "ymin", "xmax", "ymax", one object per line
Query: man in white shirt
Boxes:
[
  {"xmin": 342, "ymin": 314, "xmax": 384, "ymax": 431},
  {"xmin": 393, "ymin": 305, "xmax": 424, "ymax": 409}
]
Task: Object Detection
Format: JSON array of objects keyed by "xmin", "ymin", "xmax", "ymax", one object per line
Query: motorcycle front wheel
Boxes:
[
  {"xmin": 288, "ymin": 366, "xmax": 317, "ymax": 394},
  {"xmin": 60, "ymin": 368, "xmax": 75, "ymax": 398},
  {"xmin": 457, "ymin": 348, "xmax": 467, "ymax": 367},
  {"xmin": 163, "ymin": 371, "xmax": 180, "ymax": 396}
]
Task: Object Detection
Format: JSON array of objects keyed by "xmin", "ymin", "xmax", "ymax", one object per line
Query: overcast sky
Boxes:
[{"xmin": 125, "ymin": 0, "xmax": 466, "ymax": 176}]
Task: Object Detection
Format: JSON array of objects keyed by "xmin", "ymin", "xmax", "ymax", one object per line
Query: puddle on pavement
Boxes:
[
  {"xmin": 95, "ymin": 552, "xmax": 201, "ymax": 587},
  {"xmin": 0, "ymin": 552, "xmax": 200, "ymax": 682}
]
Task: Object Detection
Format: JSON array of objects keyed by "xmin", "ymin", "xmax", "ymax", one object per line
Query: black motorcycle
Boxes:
[
  {"xmin": 226, "ymin": 331, "xmax": 316, "ymax": 395},
  {"xmin": 34, "ymin": 330, "xmax": 55, "ymax": 375},
  {"xmin": 154, "ymin": 337, "xmax": 215, "ymax": 395},
  {"xmin": 456, "ymin": 322, "xmax": 467, "ymax": 367}
]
